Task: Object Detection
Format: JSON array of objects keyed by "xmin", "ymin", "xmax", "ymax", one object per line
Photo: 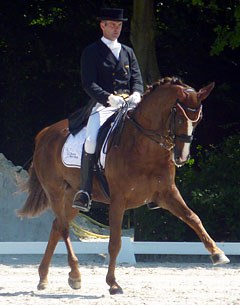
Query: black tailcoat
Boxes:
[{"xmin": 80, "ymin": 39, "xmax": 143, "ymax": 107}]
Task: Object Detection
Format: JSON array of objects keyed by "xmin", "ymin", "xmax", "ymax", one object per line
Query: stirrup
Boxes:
[
  {"xmin": 147, "ymin": 202, "xmax": 160, "ymax": 210},
  {"xmin": 72, "ymin": 191, "xmax": 92, "ymax": 212}
]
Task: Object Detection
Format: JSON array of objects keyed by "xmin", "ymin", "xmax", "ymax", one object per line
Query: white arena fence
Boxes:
[{"xmin": 0, "ymin": 237, "xmax": 239, "ymax": 265}]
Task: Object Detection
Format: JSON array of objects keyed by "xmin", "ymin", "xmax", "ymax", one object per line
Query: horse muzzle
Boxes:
[
  {"xmin": 173, "ymin": 134, "xmax": 193, "ymax": 167},
  {"xmin": 174, "ymin": 154, "xmax": 190, "ymax": 167}
]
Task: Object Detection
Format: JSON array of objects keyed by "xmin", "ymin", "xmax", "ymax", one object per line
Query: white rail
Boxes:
[{"xmin": 0, "ymin": 237, "xmax": 239, "ymax": 265}]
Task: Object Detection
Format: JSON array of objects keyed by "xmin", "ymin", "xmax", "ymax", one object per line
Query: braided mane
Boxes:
[{"xmin": 144, "ymin": 76, "xmax": 190, "ymax": 96}]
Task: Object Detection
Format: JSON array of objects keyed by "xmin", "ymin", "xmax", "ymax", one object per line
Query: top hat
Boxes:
[{"xmin": 97, "ymin": 8, "xmax": 128, "ymax": 22}]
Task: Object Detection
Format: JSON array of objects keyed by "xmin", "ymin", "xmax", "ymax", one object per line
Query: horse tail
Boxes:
[{"xmin": 17, "ymin": 163, "xmax": 49, "ymax": 218}]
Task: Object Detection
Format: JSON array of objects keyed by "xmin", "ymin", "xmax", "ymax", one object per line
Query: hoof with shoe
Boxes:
[
  {"xmin": 68, "ymin": 276, "xmax": 81, "ymax": 290},
  {"xmin": 109, "ymin": 285, "xmax": 123, "ymax": 295},
  {"xmin": 37, "ymin": 281, "xmax": 48, "ymax": 290},
  {"xmin": 211, "ymin": 253, "xmax": 230, "ymax": 265}
]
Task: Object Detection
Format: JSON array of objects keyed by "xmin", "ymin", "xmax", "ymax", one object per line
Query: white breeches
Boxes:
[{"xmin": 84, "ymin": 103, "xmax": 116, "ymax": 154}]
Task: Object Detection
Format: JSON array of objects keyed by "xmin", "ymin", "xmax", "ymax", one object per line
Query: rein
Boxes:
[{"xmin": 127, "ymin": 112, "xmax": 175, "ymax": 151}]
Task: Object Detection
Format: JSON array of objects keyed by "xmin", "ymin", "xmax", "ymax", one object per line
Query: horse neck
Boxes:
[
  {"xmin": 122, "ymin": 86, "xmax": 177, "ymax": 160},
  {"xmin": 134, "ymin": 86, "xmax": 176, "ymax": 134}
]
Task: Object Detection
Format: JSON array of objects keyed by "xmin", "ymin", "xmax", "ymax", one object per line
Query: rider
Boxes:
[{"xmin": 72, "ymin": 8, "xmax": 143, "ymax": 212}]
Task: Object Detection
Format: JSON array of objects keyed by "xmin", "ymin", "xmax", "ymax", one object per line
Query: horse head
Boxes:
[
  {"xmin": 172, "ymin": 82, "xmax": 215, "ymax": 166},
  {"xmin": 129, "ymin": 77, "xmax": 215, "ymax": 167}
]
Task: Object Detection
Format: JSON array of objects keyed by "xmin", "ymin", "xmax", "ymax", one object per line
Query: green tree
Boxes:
[{"xmin": 187, "ymin": 0, "xmax": 240, "ymax": 55}]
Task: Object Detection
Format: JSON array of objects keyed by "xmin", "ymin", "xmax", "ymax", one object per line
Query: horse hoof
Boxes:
[
  {"xmin": 37, "ymin": 281, "xmax": 48, "ymax": 290},
  {"xmin": 211, "ymin": 253, "xmax": 230, "ymax": 265},
  {"xmin": 68, "ymin": 277, "xmax": 81, "ymax": 290},
  {"xmin": 109, "ymin": 285, "xmax": 123, "ymax": 295}
]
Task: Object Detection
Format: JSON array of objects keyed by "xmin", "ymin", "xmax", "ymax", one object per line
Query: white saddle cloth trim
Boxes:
[{"xmin": 61, "ymin": 106, "xmax": 117, "ymax": 168}]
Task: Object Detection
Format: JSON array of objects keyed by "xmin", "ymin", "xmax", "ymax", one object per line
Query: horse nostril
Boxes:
[{"xmin": 174, "ymin": 156, "xmax": 181, "ymax": 164}]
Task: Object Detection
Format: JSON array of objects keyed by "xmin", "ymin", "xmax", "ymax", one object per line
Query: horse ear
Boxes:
[{"xmin": 198, "ymin": 82, "xmax": 215, "ymax": 101}]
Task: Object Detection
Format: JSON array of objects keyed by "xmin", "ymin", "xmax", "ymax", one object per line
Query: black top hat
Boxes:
[{"xmin": 97, "ymin": 8, "xmax": 128, "ymax": 22}]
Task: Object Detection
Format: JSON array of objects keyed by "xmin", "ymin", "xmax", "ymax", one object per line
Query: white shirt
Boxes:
[{"xmin": 101, "ymin": 36, "xmax": 121, "ymax": 60}]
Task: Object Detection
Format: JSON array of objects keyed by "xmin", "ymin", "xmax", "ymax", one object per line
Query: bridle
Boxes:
[
  {"xmin": 127, "ymin": 97, "xmax": 203, "ymax": 152},
  {"xmin": 170, "ymin": 100, "xmax": 202, "ymax": 144}
]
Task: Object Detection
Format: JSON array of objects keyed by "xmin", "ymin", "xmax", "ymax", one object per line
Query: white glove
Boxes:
[
  {"xmin": 127, "ymin": 92, "xmax": 141, "ymax": 107},
  {"xmin": 107, "ymin": 94, "xmax": 124, "ymax": 108}
]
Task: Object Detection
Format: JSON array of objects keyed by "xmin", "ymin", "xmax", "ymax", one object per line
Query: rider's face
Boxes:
[{"xmin": 100, "ymin": 20, "xmax": 123, "ymax": 41}]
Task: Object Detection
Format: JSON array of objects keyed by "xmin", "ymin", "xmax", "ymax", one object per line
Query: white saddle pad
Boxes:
[{"xmin": 61, "ymin": 127, "xmax": 107, "ymax": 168}]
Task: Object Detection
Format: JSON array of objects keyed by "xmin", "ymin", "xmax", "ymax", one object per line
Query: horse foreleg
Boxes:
[
  {"xmin": 106, "ymin": 204, "xmax": 124, "ymax": 295},
  {"xmin": 37, "ymin": 218, "xmax": 61, "ymax": 290},
  {"xmin": 164, "ymin": 186, "xmax": 230, "ymax": 265}
]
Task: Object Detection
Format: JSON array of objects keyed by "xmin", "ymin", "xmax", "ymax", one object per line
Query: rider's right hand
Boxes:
[{"xmin": 107, "ymin": 94, "xmax": 125, "ymax": 108}]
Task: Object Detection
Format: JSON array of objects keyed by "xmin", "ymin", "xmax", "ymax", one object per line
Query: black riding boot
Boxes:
[{"xmin": 72, "ymin": 151, "xmax": 94, "ymax": 212}]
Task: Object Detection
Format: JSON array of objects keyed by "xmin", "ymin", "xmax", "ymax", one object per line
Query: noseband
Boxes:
[{"xmin": 127, "ymin": 98, "xmax": 202, "ymax": 151}]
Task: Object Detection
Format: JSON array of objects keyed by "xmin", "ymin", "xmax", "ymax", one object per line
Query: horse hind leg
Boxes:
[
  {"xmin": 58, "ymin": 186, "xmax": 82, "ymax": 289},
  {"xmin": 38, "ymin": 216, "xmax": 81, "ymax": 290},
  {"xmin": 61, "ymin": 225, "xmax": 81, "ymax": 289},
  {"xmin": 163, "ymin": 187, "xmax": 230, "ymax": 265},
  {"xmin": 37, "ymin": 218, "xmax": 61, "ymax": 290}
]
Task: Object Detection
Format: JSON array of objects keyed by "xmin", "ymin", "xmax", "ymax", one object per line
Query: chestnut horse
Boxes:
[{"xmin": 17, "ymin": 77, "xmax": 229, "ymax": 295}]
